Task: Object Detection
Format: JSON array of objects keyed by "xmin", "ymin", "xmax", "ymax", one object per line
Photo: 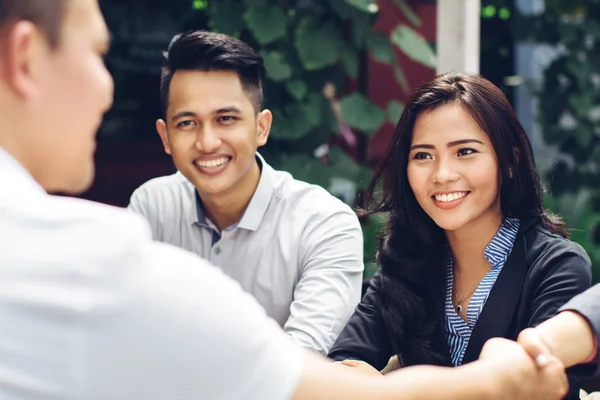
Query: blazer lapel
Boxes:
[{"xmin": 461, "ymin": 230, "xmax": 527, "ymax": 364}]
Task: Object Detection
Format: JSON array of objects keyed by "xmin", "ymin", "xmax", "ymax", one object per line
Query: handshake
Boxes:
[{"xmin": 339, "ymin": 311, "xmax": 596, "ymax": 400}]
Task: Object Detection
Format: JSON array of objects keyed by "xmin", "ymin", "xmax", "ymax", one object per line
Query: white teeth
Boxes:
[
  {"xmin": 195, "ymin": 157, "xmax": 230, "ymax": 168},
  {"xmin": 434, "ymin": 192, "xmax": 467, "ymax": 202}
]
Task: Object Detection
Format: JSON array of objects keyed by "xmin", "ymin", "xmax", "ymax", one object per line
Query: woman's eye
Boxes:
[
  {"xmin": 414, "ymin": 152, "xmax": 432, "ymax": 160},
  {"xmin": 457, "ymin": 147, "xmax": 477, "ymax": 156}
]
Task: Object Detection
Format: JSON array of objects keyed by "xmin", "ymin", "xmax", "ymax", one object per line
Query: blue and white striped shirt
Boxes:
[{"xmin": 445, "ymin": 217, "xmax": 521, "ymax": 366}]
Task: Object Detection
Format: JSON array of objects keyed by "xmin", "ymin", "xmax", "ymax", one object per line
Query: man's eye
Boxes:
[
  {"xmin": 177, "ymin": 120, "xmax": 194, "ymax": 128},
  {"xmin": 218, "ymin": 116, "xmax": 237, "ymax": 123}
]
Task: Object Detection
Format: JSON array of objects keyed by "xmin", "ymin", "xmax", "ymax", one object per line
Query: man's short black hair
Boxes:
[
  {"xmin": 0, "ymin": 0, "xmax": 68, "ymax": 48},
  {"xmin": 160, "ymin": 30, "xmax": 265, "ymax": 119}
]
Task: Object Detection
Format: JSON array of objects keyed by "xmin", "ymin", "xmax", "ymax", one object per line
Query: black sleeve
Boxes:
[
  {"xmin": 328, "ymin": 271, "xmax": 395, "ymax": 370},
  {"xmin": 528, "ymin": 240, "xmax": 596, "ymax": 383},
  {"xmin": 528, "ymin": 241, "xmax": 592, "ymax": 328}
]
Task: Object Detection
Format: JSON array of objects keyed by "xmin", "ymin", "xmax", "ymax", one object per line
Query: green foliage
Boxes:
[
  {"xmin": 199, "ymin": 0, "xmax": 435, "ymax": 269},
  {"xmin": 339, "ymin": 93, "xmax": 386, "ymax": 135},
  {"xmin": 200, "ymin": 0, "xmax": 434, "ymax": 194},
  {"xmin": 516, "ymin": 0, "xmax": 600, "ymax": 281}
]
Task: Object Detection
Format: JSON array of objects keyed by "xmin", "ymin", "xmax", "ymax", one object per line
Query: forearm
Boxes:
[
  {"xmin": 380, "ymin": 362, "xmax": 495, "ymax": 400},
  {"xmin": 292, "ymin": 354, "xmax": 495, "ymax": 400},
  {"xmin": 534, "ymin": 311, "xmax": 595, "ymax": 368}
]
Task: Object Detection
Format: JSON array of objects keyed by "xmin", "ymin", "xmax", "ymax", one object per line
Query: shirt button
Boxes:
[{"xmin": 214, "ymin": 246, "xmax": 221, "ymax": 255}]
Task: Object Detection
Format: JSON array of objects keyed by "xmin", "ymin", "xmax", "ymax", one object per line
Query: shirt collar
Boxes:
[
  {"xmin": 0, "ymin": 146, "xmax": 47, "ymax": 202},
  {"xmin": 483, "ymin": 217, "xmax": 520, "ymax": 269},
  {"xmin": 192, "ymin": 152, "xmax": 274, "ymax": 232},
  {"xmin": 446, "ymin": 217, "xmax": 521, "ymax": 270}
]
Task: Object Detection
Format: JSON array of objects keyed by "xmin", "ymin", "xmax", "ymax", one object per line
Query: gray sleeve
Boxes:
[
  {"xmin": 284, "ymin": 208, "xmax": 364, "ymax": 355},
  {"xmin": 85, "ymin": 241, "xmax": 304, "ymax": 400},
  {"xmin": 560, "ymin": 283, "xmax": 600, "ymax": 341},
  {"xmin": 560, "ymin": 283, "xmax": 600, "ymax": 375}
]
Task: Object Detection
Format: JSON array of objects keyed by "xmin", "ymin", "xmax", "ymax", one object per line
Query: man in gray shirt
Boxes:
[
  {"xmin": 128, "ymin": 30, "xmax": 363, "ymax": 354},
  {"xmin": 0, "ymin": 0, "xmax": 569, "ymax": 399}
]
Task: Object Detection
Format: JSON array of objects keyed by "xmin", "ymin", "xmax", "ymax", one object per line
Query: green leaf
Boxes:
[
  {"xmin": 351, "ymin": 13, "xmax": 371, "ymax": 49},
  {"xmin": 295, "ymin": 16, "xmax": 342, "ymax": 70},
  {"xmin": 277, "ymin": 154, "xmax": 331, "ymax": 188},
  {"xmin": 340, "ymin": 45, "xmax": 359, "ymax": 78},
  {"xmin": 209, "ymin": 0, "xmax": 246, "ymax": 35},
  {"xmin": 568, "ymin": 93, "xmax": 594, "ymax": 119},
  {"xmin": 329, "ymin": 0, "xmax": 359, "ymax": 19},
  {"xmin": 368, "ymin": 32, "xmax": 395, "ymax": 64},
  {"xmin": 192, "ymin": 0, "xmax": 208, "ymax": 10},
  {"xmin": 328, "ymin": 147, "xmax": 373, "ymax": 190},
  {"xmin": 386, "ymin": 100, "xmax": 405, "ymax": 124},
  {"xmin": 270, "ymin": 104, "xmax": 314, "ymax": 140},
  {"xmin": 339, "ymin": 93, "xmax": 385, "ymax": 134},
  {"xmin": 392, "ymin": 0, "xmax": 421, "ymax": 27},
  {"xmin": 305, "ymin": 93, "xmax": 326, "ymax": 127},
  {"xmin": 390, "ymin": 24, "xmax": 436, "ymax": 68},
  {"xmin": 285, "ymin": 80, "xmax": 308, "ymax": 101},
  {"xmin": 393, "ymin": 63, "xmax": 410, "ymax": 93},
  {"xmin": 260, "ymin": 51, "xmax": 292, "ymax": 82},
  {"xmin": 245, "ymin": 6, "xmax": 287, "ymax": 45},
  {"xmin": 343, "ymin": 0, "xmax": 379, "ymax": 13}
]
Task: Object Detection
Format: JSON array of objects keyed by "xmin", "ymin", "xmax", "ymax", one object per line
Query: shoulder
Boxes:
[
  {"xmin": 5, "ymin": 194, "xmax": 155, "ymax": 270},
  {"xmin": 522, "ymin": 222, "xmax": 591, "ymax": 272},
  {"xmin": 131, "ymin": 172, "xmax": 193, "ymax": 200},
  {"xmin": 270, "ymin": 167, "xmax": 359, "ymax": 224}
]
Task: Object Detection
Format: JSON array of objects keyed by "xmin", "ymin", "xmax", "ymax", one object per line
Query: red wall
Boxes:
[{"xmin": 369, "ymin": 0, "xmax": 436, "ymax": 159}]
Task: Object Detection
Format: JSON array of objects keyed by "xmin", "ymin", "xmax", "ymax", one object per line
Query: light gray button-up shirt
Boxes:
[
  {"xmin": 0, "ymin": 147, "xmax": 303, "ymax": 400},
  {"xmin": 128, "ymin": 154, "xmax": 364, "ymax": 354}
]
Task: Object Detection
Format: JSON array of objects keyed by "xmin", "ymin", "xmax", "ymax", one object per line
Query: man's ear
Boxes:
[
  {"xmin": 256, "ymin": 109, "xmax": 272, "ymax": 147},
  {"xmin": 0, "ymin": 21, "xmax": 48, "ymax": 100},
  {"xmin": 156, "ymin": 119, "xmax": 172, "ymax": 155}
]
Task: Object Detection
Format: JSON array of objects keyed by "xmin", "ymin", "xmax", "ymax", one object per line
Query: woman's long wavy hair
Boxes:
[{"xmin": 362, "ymin": 72, "xmax": 566, "ymax": 366}]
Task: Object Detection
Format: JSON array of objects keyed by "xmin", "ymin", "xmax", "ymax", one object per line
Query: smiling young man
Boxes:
[{"xmin": 128, "ymin": 30, "xmax": 364, "ymax": 355}]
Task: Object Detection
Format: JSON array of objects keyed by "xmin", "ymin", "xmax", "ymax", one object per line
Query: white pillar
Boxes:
[{"xmin": 436, "ymin": 0, "xmax": 481, "ymax": 74}]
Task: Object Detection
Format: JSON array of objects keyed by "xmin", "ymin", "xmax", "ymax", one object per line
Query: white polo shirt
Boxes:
[
  {"xmin": 128, "ymin": 154, "xmax": 364, "ymax": 355},
  {"xmin": 0, "ymin": 147, "xmax": 302, "ymax": 400}
]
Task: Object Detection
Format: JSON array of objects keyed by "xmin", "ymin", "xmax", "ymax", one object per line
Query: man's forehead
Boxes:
[{"xmin": 168, "ymin": 70, "xmax": 252, "ymax": 112}]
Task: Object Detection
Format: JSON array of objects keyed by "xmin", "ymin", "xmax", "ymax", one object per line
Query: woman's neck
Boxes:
[{"xmin": 446, "ymin": 211, "xmax": 503, "ymax": 272}]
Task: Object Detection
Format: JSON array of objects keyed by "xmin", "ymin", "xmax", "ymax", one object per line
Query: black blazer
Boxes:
[{"xmin": 329, "ymin": 219, "xmax": 592, "ymax": 399}]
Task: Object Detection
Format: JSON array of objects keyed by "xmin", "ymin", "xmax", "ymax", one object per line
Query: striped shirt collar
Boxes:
[
  {"xmin": 483, "ymin": 217, "xmax": 521, "ymax": 269},
  {"xmin": 445, "ymin": 217, "xmax": 521, "ymax": 366}
]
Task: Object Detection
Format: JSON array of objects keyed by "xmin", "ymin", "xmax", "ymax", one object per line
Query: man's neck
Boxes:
[{"xmin": 199, "ymin": 159, "xmax": 261, "ymax": 232}]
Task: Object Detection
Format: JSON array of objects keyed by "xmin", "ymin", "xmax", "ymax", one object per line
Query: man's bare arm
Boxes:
[{"xmin": 292, "ymin": 338, "xmax": 567, "ymax": 400}]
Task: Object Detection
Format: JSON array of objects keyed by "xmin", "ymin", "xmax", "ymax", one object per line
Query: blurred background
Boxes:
[{"xmin": 89, "ymin": 0, "xmax": 600, "ymax": 283}]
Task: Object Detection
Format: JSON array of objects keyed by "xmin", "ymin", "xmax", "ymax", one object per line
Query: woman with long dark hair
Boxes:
[{"xmin": 329, "ymin": 73, "xmax": 591, "ymax": 399}]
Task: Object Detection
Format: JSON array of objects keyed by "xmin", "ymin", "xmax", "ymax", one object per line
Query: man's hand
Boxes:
[
  {"xmin": 479, "ymin": 337, "xmax": 567, "ymax": 400},
  {"xmin": 517, "ymin": 328, "xmax": 554, "ymax": 365},
  {"xmin": 518, "ymin": 311, "xmax": 597, "ymax": 369},
  {"xmin": 336, "ymin": 359, "xmax": 382, "ymax": 377}
]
